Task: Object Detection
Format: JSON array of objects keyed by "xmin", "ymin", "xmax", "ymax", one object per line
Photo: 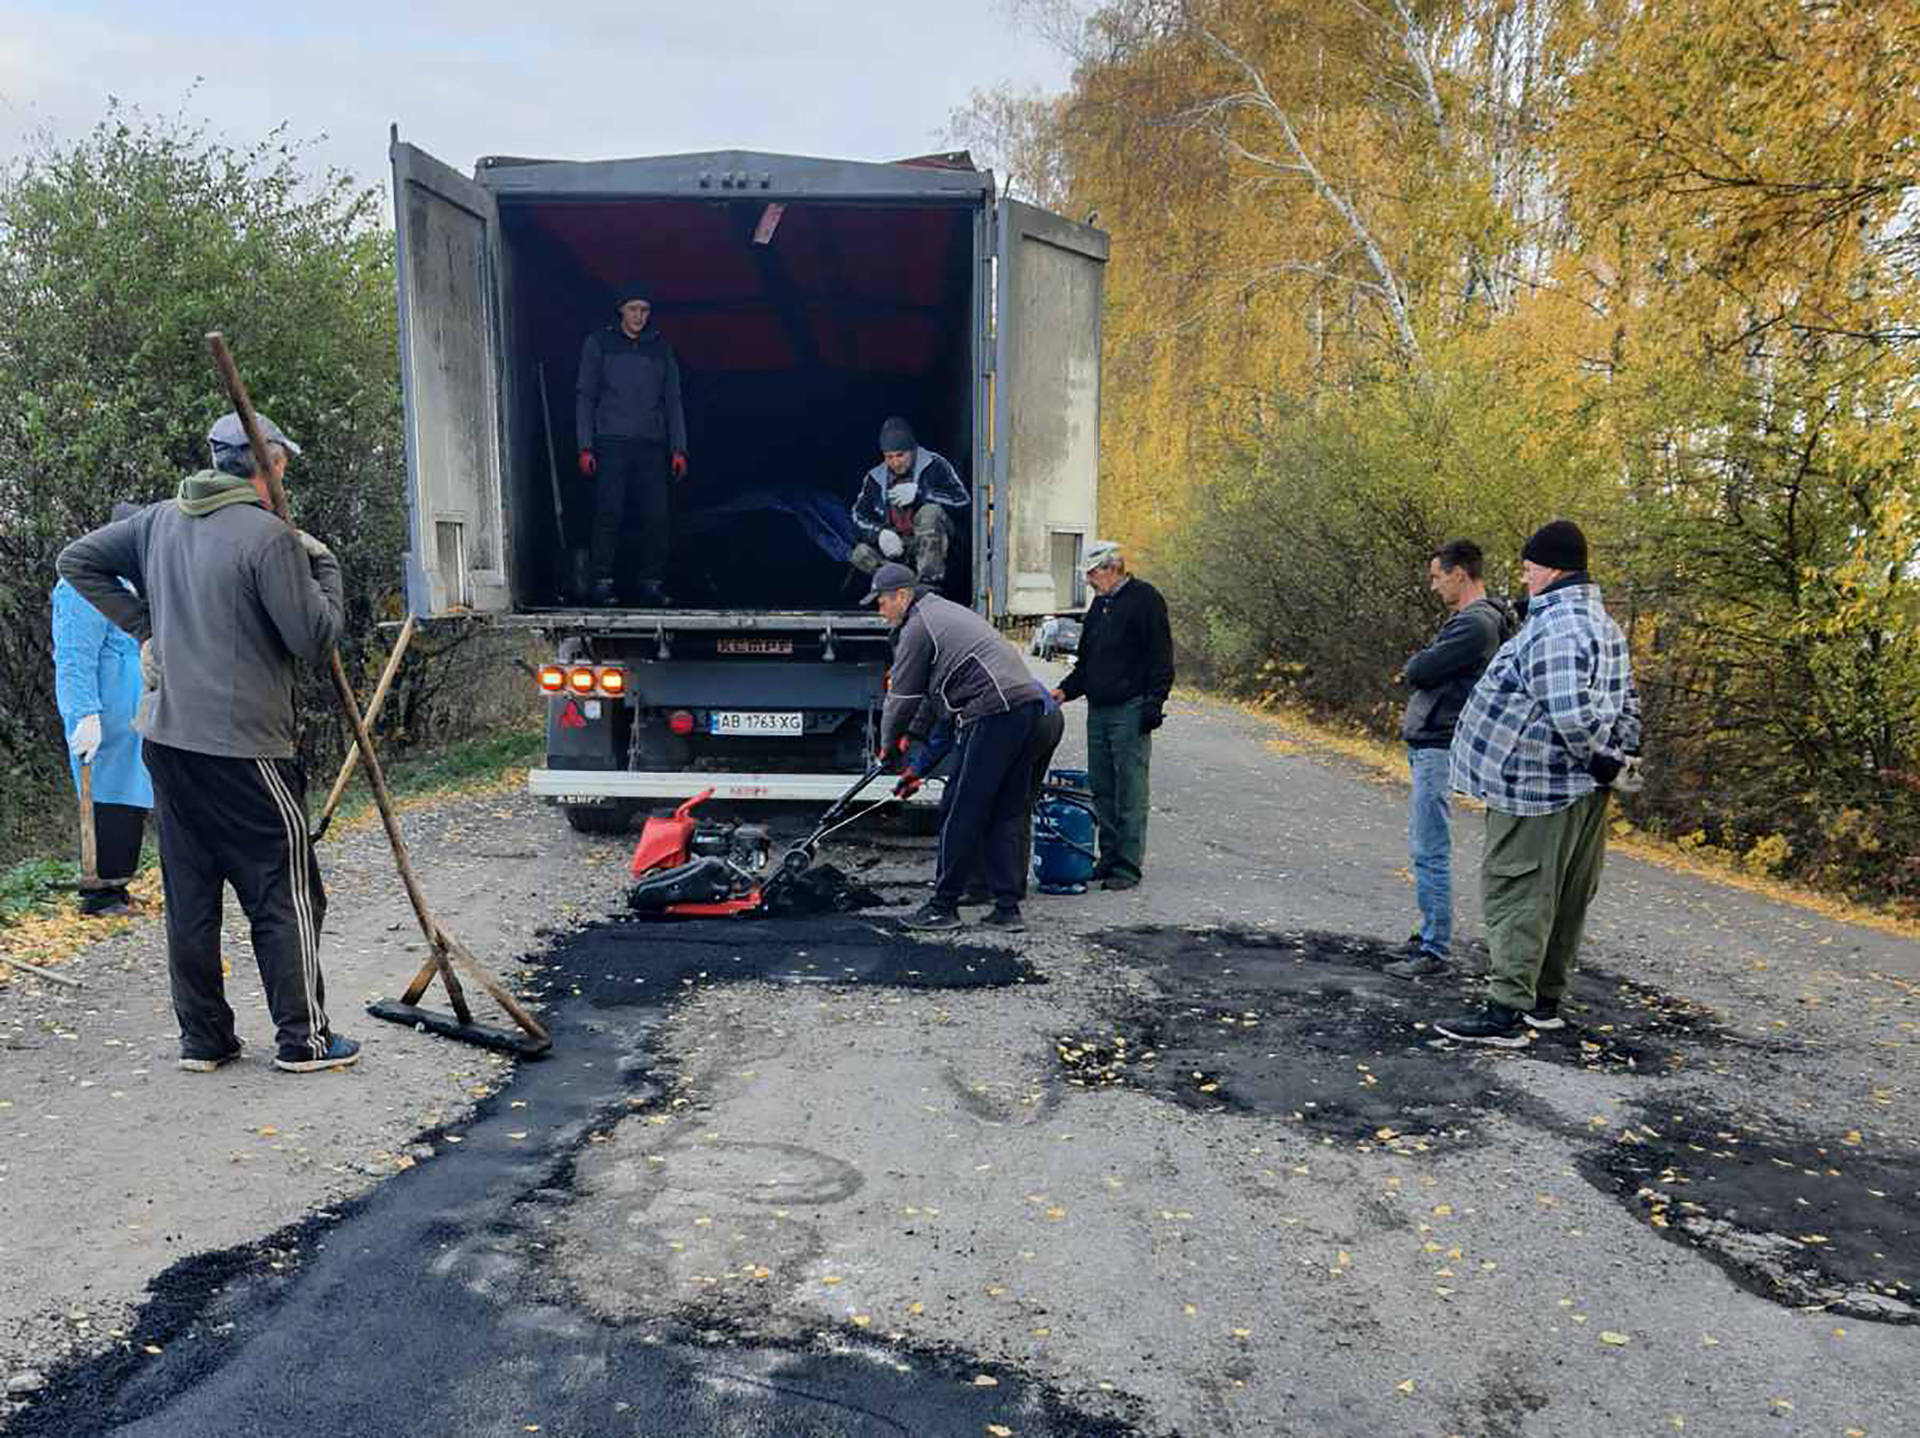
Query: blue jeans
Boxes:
[{"xmin": 1407, "ymin": 745, "xmax": 1454, "ymax": 958}]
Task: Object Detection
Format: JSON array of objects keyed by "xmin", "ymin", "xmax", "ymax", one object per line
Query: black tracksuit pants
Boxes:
[
  {"xmin": 590, "ymin": 436, "xmax": 670, "ymax": 587},
  {"xmin": 934, "ymin": 700, "xmax": 1042, "ymax": 908},
  {"xmin": 939, "ymin": 703, "xmax": 1064, "ymax": 900},
  {"xmin": 144, "ymin": 740, "xmax": 334, "ymax": 1063}
]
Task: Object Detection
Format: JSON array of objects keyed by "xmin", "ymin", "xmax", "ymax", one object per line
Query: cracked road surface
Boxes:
[{"xmin": 3, "ymin": 682, "xmax": 1917, "ymax": 1436}]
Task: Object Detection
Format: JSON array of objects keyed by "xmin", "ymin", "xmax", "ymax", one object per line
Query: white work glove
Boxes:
[
  {"xmin": 1614, "ymin": 755, "xmax": 1644, "ymax": 794},
  {"xmin": 140, "ymin": 639, "xmax": 161, "ymax": 691},
  {"xmin": 887, "ymin": 480, "xmax": 919, "ymax": 508},
  {"xmin": 68, "ymin": 713, "xmax": 103, "ymax": 763},
  {"xmin": 294, "ymin": 528, "xmax": 334, "ymax": 565},
  {"xmin": 877, "ymin": 529, "xmax": 905, "ymax": 560}
]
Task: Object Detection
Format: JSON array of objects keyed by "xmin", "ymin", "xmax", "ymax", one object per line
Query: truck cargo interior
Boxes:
[{"xmin": 499, "ymin": 197, "xmax": 977, "ymax": 611}]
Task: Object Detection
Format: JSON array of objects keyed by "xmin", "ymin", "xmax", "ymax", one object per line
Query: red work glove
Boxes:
[
  {"xmin": 670, "ymin": 451, "xmax": 689, "ymax": 480},
  {"xmin": 876, "ymin": 734, "xmax": 911, "ymax": 772},
  {"xmin": 893, "ymin": 767, "xmax": 921, "ymax": 799},
  {"xmin": 578, "ymin": 449, "xmax": 597, "ymax": 478}
]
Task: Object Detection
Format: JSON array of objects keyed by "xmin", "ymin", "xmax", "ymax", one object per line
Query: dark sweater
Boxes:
[
  {"xmin": 1400, "ymin": 596, "xmax": 1513, "ymax": 748},
  {"xmin": 575, "ymin": 324, "xmax": 687, "ymax": 453},
  {"xmin": 1059, "ymin": 576, "xmax": 1175, "ymax": 713}
]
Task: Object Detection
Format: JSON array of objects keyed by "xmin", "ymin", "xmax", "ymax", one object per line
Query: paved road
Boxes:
[{"xmin": 3, "ymin": 677, "xmax": 1916, "ymax": 1436}]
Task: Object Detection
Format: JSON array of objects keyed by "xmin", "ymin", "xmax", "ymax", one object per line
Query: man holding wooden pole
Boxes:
[{"xmin": 58, "ymin": 412, "xmax": 361, "ymax": 1074}]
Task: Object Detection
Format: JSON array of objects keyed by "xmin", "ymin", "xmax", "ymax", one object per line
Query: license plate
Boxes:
[
  {"xmin": 717, "ymin": 637, "xmax": 794, "ymax": 655},
  {"xmin": 709, "ymin": 711, "xmax": 804, "ymax": 736}
]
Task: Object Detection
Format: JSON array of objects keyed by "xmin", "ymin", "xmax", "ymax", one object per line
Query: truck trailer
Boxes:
[{"xmin": 389, "ymin": 132, "xmax": 1107, "ymax": 833}]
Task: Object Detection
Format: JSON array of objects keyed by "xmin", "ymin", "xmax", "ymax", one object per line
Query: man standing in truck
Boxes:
[
  {"xmin": 849, "ymin": 417, "xmax": 969, "ymax": 588},
  {"xmin": 576, "ymin": 286, "xmax": 689, "ymax": 608}
]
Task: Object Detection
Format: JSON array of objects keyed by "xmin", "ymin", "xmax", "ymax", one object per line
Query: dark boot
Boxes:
[{"xmin": 590, "ymin": 578, "xmax": 618, "ymax": 607}]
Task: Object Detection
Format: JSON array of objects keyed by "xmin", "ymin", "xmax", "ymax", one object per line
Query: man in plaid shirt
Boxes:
[{"xmin": 1437, "ymin": 520, "xmax": 1642, "ymax": 1046}]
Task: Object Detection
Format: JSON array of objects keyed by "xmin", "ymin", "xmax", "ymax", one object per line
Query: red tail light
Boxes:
[
  {"xmin": 668, "ymin": 710, "xmax": 695, "ymax": 736},
  {"xmin": 537, "ymin": 665, "xmax": 566, "ymax": 693}
]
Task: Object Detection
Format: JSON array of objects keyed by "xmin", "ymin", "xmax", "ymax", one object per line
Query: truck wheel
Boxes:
[{"xmin": 564, "ymin": 802, "xmax": 641, "ymax": 836}]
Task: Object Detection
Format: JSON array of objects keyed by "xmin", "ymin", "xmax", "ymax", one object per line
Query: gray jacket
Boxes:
[
  {"xmin": 879, "ymin": 593, "xmax": 1045, "ymax": 752},
  {"xmin": 56, "ymin": 477, "xmax": 344, "ymax": 760}
]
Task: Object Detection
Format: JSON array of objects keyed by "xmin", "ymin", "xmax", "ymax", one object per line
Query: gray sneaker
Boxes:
[
  {"xmin": 179, "ymin": 1040, "xmax": 245, "ymax": 1073},
  {"xmin": 1384, "ymin": 952, "xmax": 1450, "ymax": 980}
]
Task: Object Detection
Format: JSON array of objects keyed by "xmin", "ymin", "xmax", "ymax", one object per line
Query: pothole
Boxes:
[
  {"xmin": 1578, "ymin": 1100, "xmax": 1920, "ymax": 1323},
  {"xmin": 1051, "ymin": 926, "xmax": 1741, "ymax": 1145}
]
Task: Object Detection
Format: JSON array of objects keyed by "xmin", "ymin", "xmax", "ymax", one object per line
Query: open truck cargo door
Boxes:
[
  {"xmin": 991, "ymin": 198, "xmax": 1108, "ymax": 618},
  {"xmin": 391, "ymin": 135, "xmax": 511, "ymax": 617}
]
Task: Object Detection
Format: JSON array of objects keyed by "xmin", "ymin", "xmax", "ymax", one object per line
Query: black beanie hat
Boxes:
[
  {"xmin": 616, "ymin": 284, "xmax": 651, "ymax": 307},
  {"xmin": 877, "ymin": 416, "xmax": 916, "ymax": 453},
  {"xmin": 1522, "ymin": 519, "xmax": 1588, "ymax": 572}
]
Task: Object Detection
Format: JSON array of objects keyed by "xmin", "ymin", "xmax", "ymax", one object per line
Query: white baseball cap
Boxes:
[{"xmin": 1083, "ymin": 539, "xmax": 1122, "ymax": 572}]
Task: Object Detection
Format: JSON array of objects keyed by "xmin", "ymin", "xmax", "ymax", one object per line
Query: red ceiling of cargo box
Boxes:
[{"xmin": 523, "ymin": 201, "xmax": 964, "ymax": 374}]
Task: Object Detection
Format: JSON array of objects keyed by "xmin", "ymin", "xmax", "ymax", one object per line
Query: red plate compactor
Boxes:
[{"xmin": 627, "ymin": 761, "xmax": 893, "ymax": 917}]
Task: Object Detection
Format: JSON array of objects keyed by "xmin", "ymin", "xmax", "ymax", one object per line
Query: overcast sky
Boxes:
[{"xmin": 0, "ymin": 0, "xmax": 1073, "ymax": 191}]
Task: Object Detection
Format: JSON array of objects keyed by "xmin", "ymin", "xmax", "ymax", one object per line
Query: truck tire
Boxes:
[{"xmin": 564, "ymin": 802, "xmax": 641, "ymax": 836}]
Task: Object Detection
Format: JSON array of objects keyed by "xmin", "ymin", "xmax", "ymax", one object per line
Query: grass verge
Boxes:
[{"xmin": 0, "ymin": 726, "xmax": 543, "ymax": 981}]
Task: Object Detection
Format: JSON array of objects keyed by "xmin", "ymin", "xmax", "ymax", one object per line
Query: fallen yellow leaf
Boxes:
[
  {"xmin": 1395, "ymin": 1379, "xmax": 1414, "ymax": 1394},
  {"xmin": 1600, "ymin": 1331, "xmax": 1631, "ymax": 1346},
  {"xmin": 973, "ymin": 1374, "xmax": 999, "ymax": 1387},
  {"xmin": 988, "ymin": 1426, "xmax": 1014, "ymax": 1437}
]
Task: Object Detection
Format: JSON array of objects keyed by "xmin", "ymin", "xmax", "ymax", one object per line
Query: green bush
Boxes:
[{"xmin": 0, "ymin": 104, "xmax": 535, "ymax": 867}]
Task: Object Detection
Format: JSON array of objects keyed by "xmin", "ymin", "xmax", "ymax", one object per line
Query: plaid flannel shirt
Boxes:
[{"xmin": 1449, "ymin": 580, "xmax": 1641, "ymax": 816}]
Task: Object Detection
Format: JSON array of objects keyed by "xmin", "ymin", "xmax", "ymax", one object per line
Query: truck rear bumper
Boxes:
[{"xmin": 530, "ymin": 768, "xmax": 944, "ymax": 806}]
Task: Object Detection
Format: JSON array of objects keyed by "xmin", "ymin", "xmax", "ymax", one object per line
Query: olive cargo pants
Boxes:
[{"xmin": 1482, "ymin": 789, "xmax": 1611, "ymax": 1013}]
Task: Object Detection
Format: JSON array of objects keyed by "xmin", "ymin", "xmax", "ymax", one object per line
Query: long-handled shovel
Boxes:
[{"xmin": 206, "ymin": 334, "xmax": 549, "ymax": 1057}]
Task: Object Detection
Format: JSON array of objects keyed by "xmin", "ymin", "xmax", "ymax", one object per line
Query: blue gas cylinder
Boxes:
[{"xmin": 1033, "ymin": 767, "xmax": 1097, "ymax": 894}]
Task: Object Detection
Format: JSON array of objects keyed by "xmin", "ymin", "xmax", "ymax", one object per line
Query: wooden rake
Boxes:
[{"xmin": 206, "ymin": 334, "xmax": 550, "ymax": 1057}]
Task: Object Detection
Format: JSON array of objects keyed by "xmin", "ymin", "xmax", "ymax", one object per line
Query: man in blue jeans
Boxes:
[{"xmin": 1386, "ymin": 540, "xmax": 1513, "ymax": 979}]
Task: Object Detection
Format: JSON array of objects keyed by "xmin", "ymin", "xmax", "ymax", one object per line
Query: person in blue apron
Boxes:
[{"xmin": 52, "ymin": 502, "xmax": 154, "ymax": 917}]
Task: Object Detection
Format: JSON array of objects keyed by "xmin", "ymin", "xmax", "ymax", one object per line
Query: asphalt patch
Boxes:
[
  {"xmin": 7, "ymin": 916, "xmax": 1132, "ymax": 1438},
  {"xmin": 1578, "ymin": 1099, "xmax": 1920, "ymax": 1324},
  {"xmin": 555, "ymin": 913, "xmax": 1044, "ymax": 1009},
  {"xmin": 1056, "ymin": 926, "xmax": 1737, "ymax": 1143}
]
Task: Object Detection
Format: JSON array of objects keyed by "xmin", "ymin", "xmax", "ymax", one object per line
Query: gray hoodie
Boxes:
[{"xmin": 56, "ymin": 473, "xmax": 344, "ymax": 760}]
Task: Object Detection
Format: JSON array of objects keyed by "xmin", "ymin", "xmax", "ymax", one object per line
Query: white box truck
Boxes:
[{"xmin": 389, "ymin": 133, "xmax": 1107, "ymax": 832}]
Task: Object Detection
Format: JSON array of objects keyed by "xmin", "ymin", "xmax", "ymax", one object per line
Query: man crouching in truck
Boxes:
[
  {"xmin": 866, "ymin": 562, "xmax": 1047, "ymax": 933},
  {"xmin": 849, "ymin": 417, "xmax": 969, "ymax": 588},
  {"xmin": 576, "ymin": 284, "xmax": 689, "ymax": 608}
]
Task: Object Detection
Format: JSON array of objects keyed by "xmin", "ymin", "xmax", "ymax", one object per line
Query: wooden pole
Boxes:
[
  {"xmin": 205, "ymin": 334, "xmax": 548, "ymax": 1052},
  {"xmin": 0, "ymin": 956, "xmax": 84, "ymax": 989},
  {"xmin": 311, "ymin": 613, "xmax": 417, "ymax": 841}
]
